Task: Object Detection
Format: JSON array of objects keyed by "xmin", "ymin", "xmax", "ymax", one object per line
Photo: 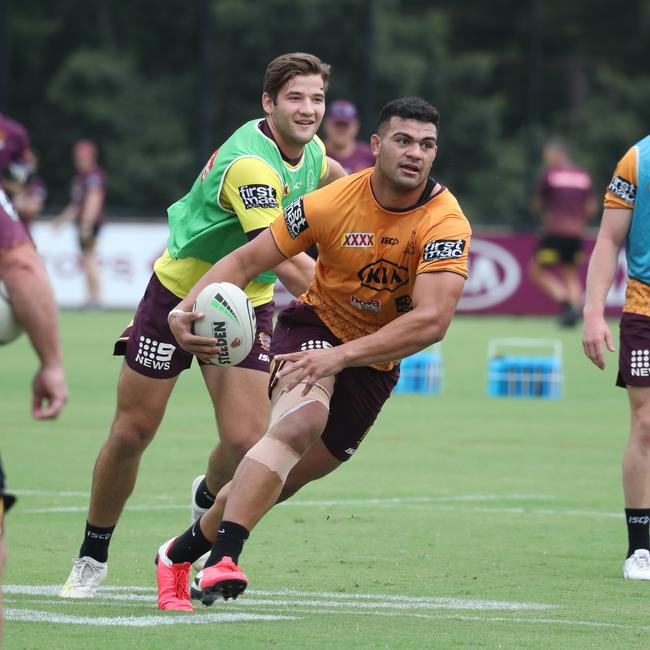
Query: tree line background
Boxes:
[{"xmin": 3, "ymin": 0, "xmax": 650, "ymax": 226}]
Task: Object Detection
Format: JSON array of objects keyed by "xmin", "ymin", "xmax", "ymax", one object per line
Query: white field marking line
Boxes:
[
  {"xmin": 8, "ymin": 607, "xmax": 649, "ymax": 632},
  {"xmin": 5, "ymin": 608, "xmax": 297, "ymax": 626},
  {"xmin": 428, "ymin": 505, "xmax": 622, "ymax": 519},
  {"xmin": 4, "ymin": 585, "xmax": 557, "ymax": 612},
  {"xmin": 10, "ymin": 490, "xmax": 554, "ymax": 502},
  {"xmin": 11, "ymin": 489, "xmax": 174, "ymax": 500},
  {"xmin": 14, "ymin": 494, "xmax": 557, "ymax": 515},
  {"xmin": 16, "ymin": 503, "xmax": 623, "ymax": 519}
]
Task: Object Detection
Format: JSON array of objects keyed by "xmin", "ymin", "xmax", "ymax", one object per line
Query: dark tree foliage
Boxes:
[{"xmin": 5, "ymin": 0, "xmax": 650, "ymax": 225}]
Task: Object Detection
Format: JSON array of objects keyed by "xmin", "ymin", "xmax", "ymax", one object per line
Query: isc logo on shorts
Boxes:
[{"xmin": 135, "ymin": 337, "xmax": 175, "ymax": 371}]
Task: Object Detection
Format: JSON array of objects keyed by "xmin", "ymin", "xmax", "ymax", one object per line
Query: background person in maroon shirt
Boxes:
[
  {"xmin": 0, "ymin": 113, "xmax": 34, "ymax": 191},
  {"xmin": 528, "ymin": 139, "xmax": 597, "ymax": 327},
  {"xmin": 323, "ymin": 99, "xmax": 375, "ymax": 174},
  {"xmin": 53, "ymin": 139, "xmax": 106, "ymax": 309}
]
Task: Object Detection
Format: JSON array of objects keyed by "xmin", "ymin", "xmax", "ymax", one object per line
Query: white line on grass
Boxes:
[
  {"xmin": 7, "ymin": 587, "xmax": 650, "ymax": 632},
  {"xmin": 15, "ymin": 493, "xmax": 557, "ymax": 514},
  {"xmin": 5, "ymin": 608, "xmax": 297, "ymax": 626},
  {"xmin": 4, "ymin": 584, "xmax": 557, "ymax": 611}
]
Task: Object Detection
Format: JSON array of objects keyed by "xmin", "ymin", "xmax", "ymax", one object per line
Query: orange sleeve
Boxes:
[
  {"xmin": 604, "ymin": 146, "xmax": 637, "ymax": 209},
  {"xmin": 416, "ymin": 213, "xmax": 472, "ymax": 279},
  {"xmin": 269, "ymin": 194, "xmax": 318, "ymax": 258}
]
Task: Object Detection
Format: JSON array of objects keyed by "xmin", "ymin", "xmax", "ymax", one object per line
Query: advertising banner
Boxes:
[{"xmin": 32, "ymin": 223, "xmax": 627, "ymax": 316}]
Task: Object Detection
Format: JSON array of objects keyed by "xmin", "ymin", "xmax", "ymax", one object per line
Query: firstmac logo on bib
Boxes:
[{"xmin": 135, "ymin": 337, "xmax": 175, "ymax": 370}]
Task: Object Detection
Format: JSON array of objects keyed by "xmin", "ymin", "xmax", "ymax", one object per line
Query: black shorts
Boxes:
[
  {"xmin": 617, "ymin": 312, "xmax": 650, "ymax": 388},
  {"xmin": 78, "ymin": 222, "xmax": 102, "ymax": 252},
  {"xmin": 270, "ymin": 301, "xmax": 400, "ymax": 462},
  {"xmin": 535, "ymin": 234, "xmax": 583, "ymax": 266},
  {"xmin": 114, "ymin": 273, "xmax": 274, "ymax": 379}
]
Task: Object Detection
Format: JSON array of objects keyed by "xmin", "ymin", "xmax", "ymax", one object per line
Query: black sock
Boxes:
[
  {"xmin": 204, "ymin": 520, "xmax": 249, "ymax": 567},
  {"xmin": 625, "ymin": 508, "xmax": 650, "ymax": 557},
  {"xmin": 167, "ymin": 518, "xmax": 213, "ymax": 564},
  {"xmin": 79, "ymin": 522, "xmax": 115, "ymax": 563},
  {"xmin": 194, "ymin": 478, "xmax": 216, "ymax": 510}
]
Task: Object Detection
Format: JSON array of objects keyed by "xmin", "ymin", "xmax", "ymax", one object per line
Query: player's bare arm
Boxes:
[
  {"xmin": 0, "ymin": 242, "xmax": 68, "ymax": 418},
  {"xmin": 273, "ymin": 251, "xmax": 315, "ymax": 297},
  {"xmin": 276, "ymin": 270, "xmax": 465, "ymax": 392},
  {"xmin": 583, "ymin": 208, "xmax": 632, "ymax": 369},
  {"xmin": 319, "ymin": 157, "xmax": 346, "ymax": 187},
  {"xmin": 52, "ymin": 203, "xmax": 77, "ymax": 229},
  {"xmin": 168, "ymin": 230, "xmax": 287, "ymax": 360}
]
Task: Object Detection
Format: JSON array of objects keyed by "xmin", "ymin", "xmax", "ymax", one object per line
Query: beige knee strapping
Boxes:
[
  {"xmin": 244, "ymin": 436, "xmax": 302, "ymax": 482},
  {"xmin": 269, "ymin": 382, "xmax": 332, "ymax": 430}
]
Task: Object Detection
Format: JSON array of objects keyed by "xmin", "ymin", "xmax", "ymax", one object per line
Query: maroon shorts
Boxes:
[
  {"xmin": 617, "ymin": 312, "xmax": 650, "ymax": 388},
  {"xmin": 270, "ymin": 301, "xmax": 400, "ymax": 462},
  {"xmin": 114, "ymin": 273, "xmax": 274, "ymax": 379}
]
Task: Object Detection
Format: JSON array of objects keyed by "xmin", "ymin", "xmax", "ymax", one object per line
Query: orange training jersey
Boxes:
[{"xmin": 270, "ymin": 168, "xmax": 471, "ymax": 363}]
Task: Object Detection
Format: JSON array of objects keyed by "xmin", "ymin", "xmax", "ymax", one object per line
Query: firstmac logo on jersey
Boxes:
[
  {"xmin": 239, "ymin": 184, "xmax": 279, "ymax": 209},
  {"xmin": 608, "ymin": 176, "xmax": 636, "ymax": 205},
  {"xmin": 423, "ymin": 239, "xmax": 467, "ymax": 262},
  {"xmin": 135, "ymin": 337, "xmax": 176, "ymax": 370},
  {"xmin": 284, "ymin": 197, "xmax": 308, "ymax": 239}
]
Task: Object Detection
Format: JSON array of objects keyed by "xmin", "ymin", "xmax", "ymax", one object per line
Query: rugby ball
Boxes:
[
  {"xmin": 0, "ymin": 280, "xmax": 24, "ymax": 345},
  {"xmin": 192, "ymin": 282, "xmax": 256, "ymax": 367}
]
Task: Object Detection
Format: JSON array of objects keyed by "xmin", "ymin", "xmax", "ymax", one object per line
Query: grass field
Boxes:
[{"xmin": 3, "ymin": 310, "xmax": 646, "ymax": 649}]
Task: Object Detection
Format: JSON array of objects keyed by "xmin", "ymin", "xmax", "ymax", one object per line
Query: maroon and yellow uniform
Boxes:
[
  {"xmin": 268, "ymin": 169, "xmax": 471, "ymax": 460},
  {"xmin": 270, "ymin": 168, "xmax": 471, "ymax": 370}
]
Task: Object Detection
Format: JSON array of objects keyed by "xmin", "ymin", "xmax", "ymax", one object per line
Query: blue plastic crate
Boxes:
[
  {"xmin": 394, "ymin": 350, "xmax": 442, "ymax": 395},
  {"xmin": 487, "ymin": 355, "xmax": 561, "ymax": 399}
]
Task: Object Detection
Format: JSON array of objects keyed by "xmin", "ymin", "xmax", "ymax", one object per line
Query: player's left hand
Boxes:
[
  {"xmin": 32, "ymin": 363, "xmax": 68, "ymax": 419},
  {"xmin": 275, "ymin": 347, "xmax": 345, "ymax": 395}
]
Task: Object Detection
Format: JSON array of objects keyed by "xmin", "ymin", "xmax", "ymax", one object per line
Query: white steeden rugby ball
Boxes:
[
  {"xmin": 192, "ymin": 282, "xmax": 256, "ymax": 367},
  {"xmin": 0, "ymin": 280, "xmax": 23, "ymax": 345}
]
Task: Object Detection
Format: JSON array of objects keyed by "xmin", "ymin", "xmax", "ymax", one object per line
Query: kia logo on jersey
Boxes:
[{"xmin": 357, "ymin": 259, "xmax": 409, "ymax": 292}]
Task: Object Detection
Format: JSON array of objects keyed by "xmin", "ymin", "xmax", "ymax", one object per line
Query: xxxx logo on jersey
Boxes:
[{"xmin": 341, "ymin": 232, "xmax": 375, "ymax": 248}]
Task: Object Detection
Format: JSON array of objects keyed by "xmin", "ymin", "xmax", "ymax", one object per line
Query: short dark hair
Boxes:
[
  {"xmin": 263, "ymin": 53, "xmax": 331, "ymax": 102},
  {"xmin": 377, "ymin": 97, "xmax": 440, "ymax": 133}
]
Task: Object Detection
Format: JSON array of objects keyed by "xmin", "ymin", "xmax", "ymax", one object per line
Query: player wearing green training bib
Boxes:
[
  {"xmin": 60, "ymin": 53, "xmax": 346, "ymax": 603},
  {"xmin": 155, "ymin": 116, "xmax": 328, "ymax": 306}
]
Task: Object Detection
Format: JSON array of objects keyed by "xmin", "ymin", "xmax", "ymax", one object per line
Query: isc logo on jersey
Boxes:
[{"xmin": 422, "ymin": 239, "xmax": 467, "ymax": 262}]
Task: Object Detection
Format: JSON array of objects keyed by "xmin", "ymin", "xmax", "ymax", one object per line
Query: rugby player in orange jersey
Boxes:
[{"xmin": 157, "ymin": 96, "xmax": 471, "ymax": 608}]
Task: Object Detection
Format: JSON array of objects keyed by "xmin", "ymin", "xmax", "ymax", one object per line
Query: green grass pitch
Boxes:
[{"xmin": 3, "ymin": 310, "xmax": 648, "ymax": 648}]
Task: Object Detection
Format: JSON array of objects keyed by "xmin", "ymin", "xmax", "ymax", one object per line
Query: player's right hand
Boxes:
[
  {"xmin": 582, "ymin": 312, "xmax": 615, "ymax": 370},
  {"xmin": 168, "ymin": 309, "xmax": 220, "ymax": 362}
]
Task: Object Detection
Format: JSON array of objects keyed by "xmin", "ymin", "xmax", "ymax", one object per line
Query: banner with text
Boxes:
[{"xmin": 32, "ymin": 224, "xmax": 627, "ymax": 316}]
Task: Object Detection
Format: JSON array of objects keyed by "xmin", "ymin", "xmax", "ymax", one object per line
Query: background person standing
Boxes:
[
  {"xmin": 529, "ymin": 139, "xmax": 597, "ymax": 327},
  {"xmin": 53, "ymin": 140, "xmax": 106, "ymax": 310},
  {"xmin": 323, "ymin": 99, "xmax": 375, "ymax": 174}
]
